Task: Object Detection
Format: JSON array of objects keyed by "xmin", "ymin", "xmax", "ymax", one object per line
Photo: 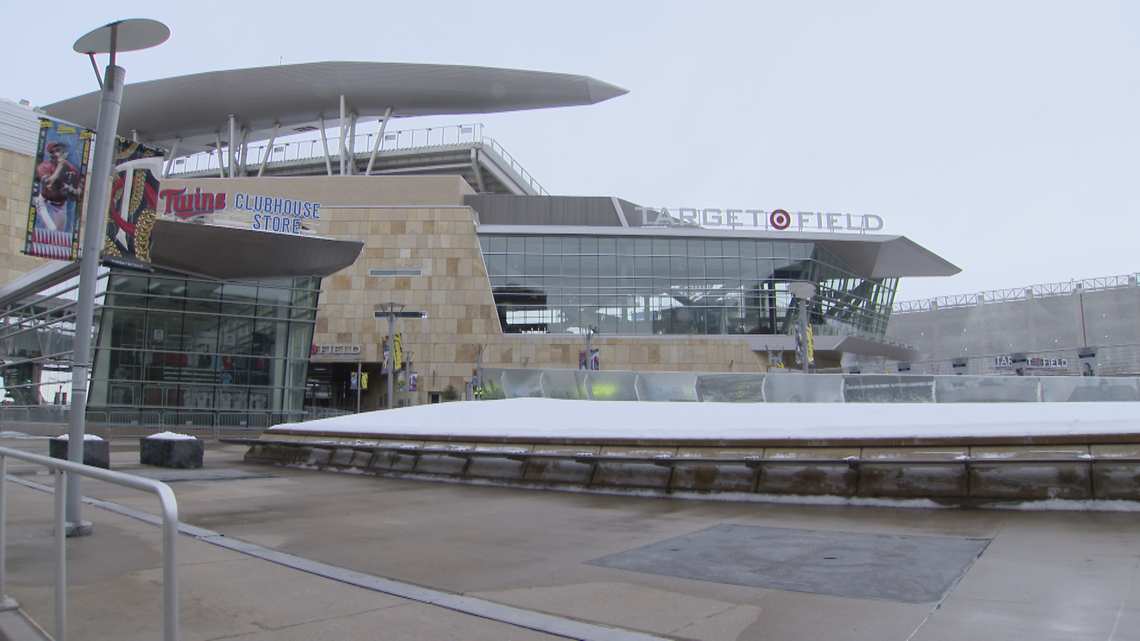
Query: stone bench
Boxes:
[
  {"xmin": 140, "ymin": 434, "xmax": 204, "ymax": 468},
  {"xmin": 49, "ymin": 437, "xmax": 110, "ymax": 469}
]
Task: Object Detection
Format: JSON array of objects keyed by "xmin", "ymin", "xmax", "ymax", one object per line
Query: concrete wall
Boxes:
[{"xmin": 887, "ymin": 285, "xmax": 1140, "ymax": 374}]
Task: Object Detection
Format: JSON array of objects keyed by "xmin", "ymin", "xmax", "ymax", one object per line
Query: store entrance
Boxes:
[{"xmin": 305, "ymin": 362, "xmax": 374, "ymax": 413}]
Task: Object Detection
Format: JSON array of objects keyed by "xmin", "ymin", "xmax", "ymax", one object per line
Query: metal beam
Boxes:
[
  {"xmin": 227, "ymin": 114, "xmax": 236, "ymax": 178},
  {"xmin": 317, "ymin": 116, "xmax": 332, "ymax": 176},
  {"xmin": 214, "ymin": 132, "xmax": 225, "ymax": 179},
  {"xmin": 161, "ymin": 136, "xmax": 180, "ymax": 179},
  {"xmin": 257, "ymin": 123, "xmax": 280, "ymax": 177},
  {"xmin": 365, "ymin": 107, "xmax": 393, "ymax": 176},
  {"xmin": 471, "ymin": 148, "xmax": 486, "ymax": 193},
  {"xmin": 338, "ymin": 94, "xmax": 346, "ymax": 175}
]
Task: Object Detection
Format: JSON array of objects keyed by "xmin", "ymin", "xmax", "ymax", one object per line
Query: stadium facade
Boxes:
[{"xmin": 0, "ymin": 61, "xmax": 959, "ymax": 421}]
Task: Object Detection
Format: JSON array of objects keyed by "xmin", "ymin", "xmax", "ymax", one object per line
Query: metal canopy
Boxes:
[
  {"xmin": 42, "ymin": 61, "xmax": 629, "ymax": 157},
  {"xmin": 150, "ymin": 219, "xmax": 363, "ymax": 280}
]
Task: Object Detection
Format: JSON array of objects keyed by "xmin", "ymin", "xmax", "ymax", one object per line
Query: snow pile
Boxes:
[
  {"xmin": 144, "ymin": 431, "xmax": 198, "ymax": 440},
  {"xmin": 54, "ymin": 433, "xmax": 105, "ymax": 441},
  {"xmin": 272, "ymin": 398, "xmax": 1140, "ymax": 441}
]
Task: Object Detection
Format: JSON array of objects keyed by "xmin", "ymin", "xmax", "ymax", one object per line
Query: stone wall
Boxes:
[{"xmin": 0, "ymin": 146, "xmax": 51, "ymax": 284}]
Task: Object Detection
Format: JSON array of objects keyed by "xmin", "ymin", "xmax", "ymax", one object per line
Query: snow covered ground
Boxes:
[{"xmin": 276, "ymin": 398, "xmax": 1140, "ymax": 441}]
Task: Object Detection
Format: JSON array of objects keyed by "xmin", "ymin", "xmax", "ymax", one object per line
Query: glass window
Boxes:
[
  {"xmin": 479, "ymin": 236, "xmax": 490, "ymax": 252},
  {"xmin": 506, "ymin": 236, "xmax": 525, "ymax": 253},
  {"xmin": 616, "ymin": 237, "xmax": 635, "ymax": 257},
  {"xmin": 544, "ymin": 237, "xmax": 561, "ymax": 253},
  {"xmin": 564, "ymin": 236, "xmax": 581, "ymax": 254},
  {"xmin": 687, "ymin": 239, "xmax": 704, "ymax": 257},
  {"xmin": 525, "ymin": 237, "xmax": 543, "ymax": 254},
  {"xmin": 543, "ymin": 255, "xmax": 560, "ymax": 276},
  {"xmin": 486, "ymin": 255, "xmax": 506, "ymax": 277},
  {"xmin": 652, "ymin": 238, "xmax": 670, "ymax": 255},
  {"xmin": 489, "ymin": 236, "xmax": 507, "ymax": 253},
  {"xmin": 599, "ymin": 255, "xmax": 616, "ymax": 276},
  {"xmin": 634, "ymin": 238, "xmax": 652, "ymax": 255},
  {"xmin": 739, "ymin": 241, "xmax": 757, "ymax": 257},
  {"xmin": 705, "ymin": 240, "xmax": 722, "ymax": 257}
]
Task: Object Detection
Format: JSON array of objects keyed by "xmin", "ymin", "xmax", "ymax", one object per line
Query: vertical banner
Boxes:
[
  {"xmin": 25, "ymin": 118, "xmax": 92, "ymax": 260},
  {"xmin": 380, "ymin": 337, "xmax": 389, "ymax": 375},
  {"xmin": 103, "ymin": 138, "xmax": 165, "ymax": 270},
  {"xmin": 393, "ymin": 333, "xmax": 403, "ymax": 371}
]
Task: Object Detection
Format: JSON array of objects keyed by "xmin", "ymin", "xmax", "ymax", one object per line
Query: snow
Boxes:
[
  {"xmin": 53, "ymin": 434, "xmax": 104, "ymax": 441},
  {"xmin": 273, "ymin": 398, "xmax": 1140, "ymax": 441},
  {"xmin": 144, "ymin": 431, "xmax": 198, "ymax": 441}
]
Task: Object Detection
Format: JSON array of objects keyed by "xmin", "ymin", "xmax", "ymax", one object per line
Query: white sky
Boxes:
[{"xmin": 5, "ymin": 1, "xmax": 1139, "ymax": 303}]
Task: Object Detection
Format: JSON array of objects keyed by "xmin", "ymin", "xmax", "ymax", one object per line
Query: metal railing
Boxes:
[
  {"xmin": 163, "ymin": 123, "xmax": 549, "ymax": 196},
  {"xmin": 0, "ymin": 447, "xmax": 179, "ymax": 640},
  {"xmin": 893, "ymin": 273, "xmax": 1140, "ymax": 313}
]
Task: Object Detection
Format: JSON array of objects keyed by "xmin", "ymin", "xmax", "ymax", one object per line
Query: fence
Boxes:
[
  {"xmin": 0, "ymin": 447, "xmax": 179, "ymax": 640},
  {"xmin": 164, "ymin": 123, "xmax": 549, "ymax": 196},
  {"xmin": 479, "ymin": 367, "xmax": 1140, "ymax": 404},
  {"xmin": 893, "ymin": 274, "xmax": 1140, "ymax": 313}
]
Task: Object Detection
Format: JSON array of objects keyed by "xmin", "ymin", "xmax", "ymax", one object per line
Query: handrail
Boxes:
[{"xmin": 0, "ymin": 446, "xmax": 179, "ymax": 641}]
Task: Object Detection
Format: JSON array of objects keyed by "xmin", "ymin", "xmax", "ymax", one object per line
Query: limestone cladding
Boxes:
[
  {"xmin": 0, "ymin": 147, "xmax": 55, "ymax": 284},
  {"xmin": 308, "ymin": 191, "xmax": 765, "ymax": 403}
]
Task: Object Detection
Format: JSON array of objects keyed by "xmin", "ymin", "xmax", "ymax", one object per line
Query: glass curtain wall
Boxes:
[
  {"xmin": 480, "ymin": 235, "xmax": 897, "ymax": 340},
  {"xmin": 88, "ymin": 268, "xmax": 320, "ymax": 423}
]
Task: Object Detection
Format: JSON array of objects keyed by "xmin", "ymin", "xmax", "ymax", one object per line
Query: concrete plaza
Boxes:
[{"xmin": 1, "ymin": 437, "xmax": 1138, "ymax": 640}]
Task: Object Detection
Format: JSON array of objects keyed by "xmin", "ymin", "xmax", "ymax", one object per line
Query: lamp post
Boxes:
[
  {"xmin": 378, "ymin": 302, "xmax": 404, "ymax": 409},
  {"xmin": 403, "ymin": 350, "xmax": 413, "ymax": 408},
  {"xmin": 65, "ymin": 19, "xmax": 169, "ymax": 536}
]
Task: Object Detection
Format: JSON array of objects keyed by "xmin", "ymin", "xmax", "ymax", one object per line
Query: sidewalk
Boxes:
[{"xmin": 2, "ymin": 437, "xmax": 1139, "ymax": 640}]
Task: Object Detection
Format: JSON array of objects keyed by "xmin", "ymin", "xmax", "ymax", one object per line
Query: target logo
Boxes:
[{"xmin": 769, "ymin": 209, "xmax": 791, "ymax": 230}]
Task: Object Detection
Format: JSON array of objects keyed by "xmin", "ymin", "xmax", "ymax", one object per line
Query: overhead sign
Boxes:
[
  {"xmin": 311, "ymin": 344, "xmax": 361, "ymax": 357},
  {"xmin": 637, "ymin": 207, "xmax": 884, "ymax": 233},
  {"xmin": 157, "ymin": 188, "xmax": 322, "ymax": 236}
]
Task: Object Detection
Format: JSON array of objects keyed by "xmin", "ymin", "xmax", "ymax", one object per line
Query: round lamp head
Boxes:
[{"xmin": 73, "ymin": 18, "xmax": 169, "ymax": 55}]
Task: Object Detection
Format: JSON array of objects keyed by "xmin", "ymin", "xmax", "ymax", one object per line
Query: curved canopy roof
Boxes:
[{"xmin": 43, "ymin": 61, "xmax": 628, "ymax": 157}]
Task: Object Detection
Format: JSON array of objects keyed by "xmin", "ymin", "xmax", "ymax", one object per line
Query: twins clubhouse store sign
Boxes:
[{"xmin": 158, "ymin": 186, "xmax": 322, "ymax": 235}]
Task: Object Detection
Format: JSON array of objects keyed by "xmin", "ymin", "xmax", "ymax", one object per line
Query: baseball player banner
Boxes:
[
  {"xmin": 24, "ymin": 118, "xmax": 92, "ymax": 260},
  {"xmin": 103, "ymin": 138, "xmax": 165, "ymax": 271}
]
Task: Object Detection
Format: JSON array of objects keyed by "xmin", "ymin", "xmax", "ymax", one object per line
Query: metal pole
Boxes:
[
  {"xmin": 0, "ymin": 455, "xmax": 14, "ymax": 612},
  {"xmin": 54, "ymin": 469, "xmax": 66, "ymax": 640},
  {"xmin": 355, "ymin": 361, "xmax": 362, "ymax": 413},
  {"xmin": 387, "ymin": 311, "xmax": 395, "ymax": 409},
  {"xmin": 65, "ymin": 63, "xmax": 126, "ymax": 534},
  {"xmin": 799, "ymin": 297, "xmax": 809, "ymax": 373}
]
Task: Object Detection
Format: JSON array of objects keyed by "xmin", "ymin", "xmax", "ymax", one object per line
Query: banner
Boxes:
[
  {"xmin": 24, "ymin": 118, "xmax": 92, "ymax": 260},
  {"xmin": 103, "ymin": 138, "xmax": 165, "ymax": 271},
  {"xmin": 393, "ymin": 333, "xmax": 403, "ymax": 371}
]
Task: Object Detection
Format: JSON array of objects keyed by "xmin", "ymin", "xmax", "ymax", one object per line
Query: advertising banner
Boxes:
[
  {"xmin": 24, "ymin": 118, "xmax": 92, "ymax": 260},
  {"xmin": 103, "ymin": 138, "xmax": 166, "ymax": 271},
  {"xmin": 393, "ymin": 333, "xmax": 403, "ymax": 371}
]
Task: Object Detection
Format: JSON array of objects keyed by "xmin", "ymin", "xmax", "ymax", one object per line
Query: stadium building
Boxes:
[{"xmin": 0, "ymin": 61, "xmax": 959, "ymax": 425}]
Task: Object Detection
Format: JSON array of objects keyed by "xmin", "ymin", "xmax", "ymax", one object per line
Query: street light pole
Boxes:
[
  {"xmin": 379, "ymin": 302, "xmax": 404, "ymax": 409},
  {"xmin": 64, "ymin": 19, "xmax": 169, "ymax": 536}
]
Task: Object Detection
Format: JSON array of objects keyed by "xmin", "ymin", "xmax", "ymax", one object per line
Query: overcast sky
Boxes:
[{"xmin": 5, "ymin": 1, "xmax": 1138, "ymax": 303}]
